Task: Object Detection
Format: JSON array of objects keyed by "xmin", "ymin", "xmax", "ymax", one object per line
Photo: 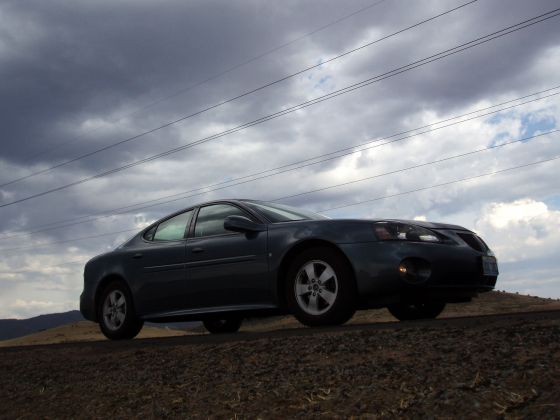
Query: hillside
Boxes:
[
  {"xmin": 0, "ymin": 310, "xmax": 198, "ymax": 344},
  {"xmin": 0, "ymin": 310, "xmax": 84, "ymax": 341},
  {"xmin": 2, "ymin": 291, "xmax": 559, "ymax": 347},
  {"xmin": 0, "ymin": 321, "xmax": 189, "ymax": 347},
  {"xmin": 237, "ymin": 290, "xmax": 560, "ymax": 333},
  {"xmin": 1, "ymin": 310, "xmax": 558, "ymax": 418}
]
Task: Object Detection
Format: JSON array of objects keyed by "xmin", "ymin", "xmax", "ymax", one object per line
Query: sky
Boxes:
[{"xmin": 0, "ymin": 0, "xmax": 559, "ymax": 319}]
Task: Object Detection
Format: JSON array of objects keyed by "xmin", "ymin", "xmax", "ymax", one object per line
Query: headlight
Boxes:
[{"xmin": 374, "ymin": 222, "xmax": 441, "ymax": 243}]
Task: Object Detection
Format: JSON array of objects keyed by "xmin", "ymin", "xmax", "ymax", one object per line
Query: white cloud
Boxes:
[
  {"xmin": 475, "ymin": 199, "xmax": 560, "ymax": 263},
  {"xmin": 1, "ymin": 0, "xmax": 560, "ymax": 317},
  {"xmin": 0, "ymin": 299, "xmax": 76, "ymax": 319}
]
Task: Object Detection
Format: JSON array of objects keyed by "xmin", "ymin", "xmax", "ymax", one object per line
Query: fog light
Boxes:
[{"xmin": 398, "ymin": 258, "xmax": 431, "ymax": 284}]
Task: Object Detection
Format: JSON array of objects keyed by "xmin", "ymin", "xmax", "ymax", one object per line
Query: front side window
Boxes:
[
  {"xmin": 152, "ymin": 210, "xmax": 193, "ymax": 241},
  {"xmin": 194, "ymin": 204, "xmax": 249, "ymax": 237}
]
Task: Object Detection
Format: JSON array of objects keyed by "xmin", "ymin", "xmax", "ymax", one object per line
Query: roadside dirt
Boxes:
[
  {"xmin": 2, "ymin": 291, "xmax": 559, "ymax": 347},
  {"xmin": 1, "ymin": 310, "xmax": 559, "ymax": 419}
]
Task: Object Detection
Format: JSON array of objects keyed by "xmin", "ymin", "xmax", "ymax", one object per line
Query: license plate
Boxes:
[{"xmin": 482, "ymin": 256, "xmax": 499, "ymax": 276}]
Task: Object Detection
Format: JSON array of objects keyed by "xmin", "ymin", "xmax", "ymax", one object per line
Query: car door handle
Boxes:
[
  {"xmin": 191, "ymin": 247, "xmax": 204, "ymax": 254},
  {"xmin": 132, "ymin": 253, "xmax": 143, "ymax": 259}
]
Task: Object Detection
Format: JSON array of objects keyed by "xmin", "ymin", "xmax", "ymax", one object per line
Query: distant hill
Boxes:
[
  {"xmin": 0, "ymin": 310, "xmax": 84, "ymax": 341},
  {"xmin": 2, "ymin": 292, "xmax": 559, "ymax": 345},
  {"xmin": 0, "ymin": 321, "xmax": 191, "ymax": 347},
  {"xmin": 0, "ymin": 310, "xmax": 198, "ymax": 342}
]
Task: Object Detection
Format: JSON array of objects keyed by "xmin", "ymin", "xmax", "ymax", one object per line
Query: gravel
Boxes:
[{"xmin": 1, "ymin": 311, "xmax": 559, "ymax": 419}]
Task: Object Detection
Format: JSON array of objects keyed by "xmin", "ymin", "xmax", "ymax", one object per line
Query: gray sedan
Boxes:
[{"xmin": 80, "ymin": 199, "xmax": 498, "ymax": 339}]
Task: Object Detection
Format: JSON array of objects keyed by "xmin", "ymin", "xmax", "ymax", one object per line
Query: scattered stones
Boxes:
[{"xmin": 0, "ymin": 313, "xmax": 559, "ymax": 418}]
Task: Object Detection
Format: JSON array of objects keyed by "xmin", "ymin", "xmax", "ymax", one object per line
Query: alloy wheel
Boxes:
[
  {"xmin": 102, "ymin": 290, "xmax": 127, "ymax": 331},
  {"xmin": 294, "ymin": 259, "xmax": 339, "ymax": 316}
]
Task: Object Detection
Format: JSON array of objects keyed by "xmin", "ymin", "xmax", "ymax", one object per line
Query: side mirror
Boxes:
[{"xmin": 224, "ymin": 215, "xmax": 266, "ymax": 233}]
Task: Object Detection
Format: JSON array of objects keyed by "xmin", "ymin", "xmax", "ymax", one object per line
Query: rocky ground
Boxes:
[{"xmin": 1, "ymin": 310, "xmax": 559, "ymax": 419}]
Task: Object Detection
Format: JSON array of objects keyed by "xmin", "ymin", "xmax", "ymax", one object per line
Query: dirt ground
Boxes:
[{"xmin": 1, "ymin": 310, "xmax": 559, "ymax": 419}]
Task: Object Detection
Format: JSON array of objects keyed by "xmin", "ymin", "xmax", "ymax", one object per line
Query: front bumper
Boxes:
[
  {"xmin": 80, "ymin": 288, "xmax": 97, "ymax": 322},
  {"xmin": 340, "ymin": 238, "xmax": 497, "ymax": 307}
]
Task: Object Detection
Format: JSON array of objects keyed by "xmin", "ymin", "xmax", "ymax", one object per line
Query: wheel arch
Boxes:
[
  {"xmin": 275, "ymin": 239, "xmax": 357, "ymax": 310},
  {"xmin": 94, "ymin": 274, "xmax": 133, "ymax": 321}
]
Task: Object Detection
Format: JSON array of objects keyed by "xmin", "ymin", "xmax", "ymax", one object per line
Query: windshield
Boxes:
[{"xmin": 243, "ymin": 200, "xmax": 328, "ymax": 223}]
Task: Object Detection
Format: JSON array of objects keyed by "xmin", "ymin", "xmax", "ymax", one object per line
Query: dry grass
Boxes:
[
  {"xmin": 240, "ymin": 290, "xmax": 560, "ymax": 332},
  {"xmin": 2, "ymin": 291, "xmax": 559, "ymax": 347},
  {"xmin": 0, "ymin": 321, "xmax": 188, "ymax": 347}
]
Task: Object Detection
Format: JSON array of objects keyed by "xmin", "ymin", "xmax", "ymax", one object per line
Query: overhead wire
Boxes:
[
  {"xmin": 1, "ymin": 128, "xmax": 557, "ymax": 254},
  {"xmin": 20, "ymin": 0, "xmax": 389, "ymax": 164},
  {"xmin": 1, "ymin": 6, "xmax": 558, "ymax": 209},
  {"xmin": 0, "ymin": 228, "xmax": 138, "ymax": 254},
  {"xmin": 0, "ymin": 0, "xmax": 478, "ymax": 189},
  {"xmin": 1, "ymin": 87, "xmax": 558, "ymax": 240},
  {"xmin": 270, "ymin": 129, "xmax": 559, "ymax": 203},
  {"xmin": 0, "ymin": 259, "xmax": 89, "ymax": 275},
  {"xmin": 318, "ymin": 156, "xmax": 560, "ymax": 213}
]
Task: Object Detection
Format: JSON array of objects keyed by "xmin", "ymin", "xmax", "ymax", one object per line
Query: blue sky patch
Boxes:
[
  {"xmin": 488, "ymin": 109, "xmax": 557, "ymax": 146},
  {"xmin": 545, "ymin": 194, "xmax": 560, "ymax": 211},
  {"xmin": 520, "ymin": 112, "xmax": 557, "ymax": 139}
]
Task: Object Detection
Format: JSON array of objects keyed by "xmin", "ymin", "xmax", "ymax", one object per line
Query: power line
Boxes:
[
  {"xmin": 1, "ymin": 128, "xmax": 556, "ymax": 254},
  {"xmin": 21, "ymin": 0, "xmax": 389, "ymax": 164},
  {"xmin": 0, "ymin": 259, "xmax": 87, "ymax": 275},
  {"xmin": 0, "ymin": 0, "xmax": 477, "ymax": 188},
  {"xmin": 1, "ymin": 7, "xmax": 558, "ymax": 209},
  {"xmin": 318, "ymin": 156, "xmax": 560, "ymax": 213},
  {"xmin": 0, "ymin": 228, "xmax": 138, "ymax": 254},
  {"xmin": 1, "ymin": 87, "xmax": 557, "ymax": 240},
  {"xmin": 271, "ymin": 129, "xmax": 559, "ymax": 202}
]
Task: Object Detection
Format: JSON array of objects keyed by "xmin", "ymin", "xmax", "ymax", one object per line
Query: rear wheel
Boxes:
[
  {"xmin": 286, "ymin": 247, "xmax": 356, "ymax": 327},
  {"xmin": 388, "ymin": 302, "xmax": 446, "ymax": 321},
  {"xmin": 203, "ymin": 318, "xmax": 243, "ymax": 334},
  {"xmin": 98, "ymin": 281, "xmax": 143, "ymax": 340}
]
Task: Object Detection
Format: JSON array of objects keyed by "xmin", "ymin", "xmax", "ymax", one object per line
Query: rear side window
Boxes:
[
  {"xmin": 151, "ymin": 210, "xmax": 193, "ymax": 241},
  {"xmin": 194, "ymin": 204, "xmax": 249, "ymax": 237}
]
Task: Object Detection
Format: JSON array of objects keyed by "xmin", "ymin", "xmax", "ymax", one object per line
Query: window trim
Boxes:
[
  {"xmin": 142, "ymin": 208, "xmax": 195, "ymax": 243},
  {"xmin": 191, "ymin": 203, "xmax": 257, "ymax": 239}
]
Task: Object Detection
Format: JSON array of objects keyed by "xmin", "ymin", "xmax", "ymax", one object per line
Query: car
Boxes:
[{"xmin": 80, "ymin": 199, "xmax": 498, "ymax": 339}]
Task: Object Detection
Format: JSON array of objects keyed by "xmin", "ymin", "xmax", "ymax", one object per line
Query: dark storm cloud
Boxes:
[
  {"xmin": 0, "ymin": 0, "xmax": 376, "ymax": 164},
  {"xmin": 0, "ymin": 0, "xmax": 559, "ymax": 316},
  {"xmin": 2, "ymin": 0, "xmax": 556, "ymax": 181}
]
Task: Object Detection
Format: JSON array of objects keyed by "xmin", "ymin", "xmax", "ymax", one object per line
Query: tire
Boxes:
[
  {"xmin": 286, "ymin": 247, "xmax": 356, "ymax": 327},
  {"xmin": 203, "ymin": 318, "xmax": 243, "ymax": 334},
  {"xmin": 388, "ymin": 302, "xmax": 446, "ymax": 321},
  {"xmin": 98, "ymin": 281, "xmax": 144, "ymax": 340}
]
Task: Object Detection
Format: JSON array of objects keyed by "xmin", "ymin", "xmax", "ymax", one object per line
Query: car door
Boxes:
[
  {"xmin": 185, "ymin": 203, "xmax": 270, "ymax": 309},
  {"xmin": 130, "ymin": 209, "xmax": 193, "ymax": 316}
]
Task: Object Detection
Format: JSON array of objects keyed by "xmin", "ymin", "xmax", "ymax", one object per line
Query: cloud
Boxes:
[
  {"xmin": 0, "ymin": 0, "xmax": 559, "ymax": 316},
  {"xmin": 1, "ymin": 299, "xmax": 76, "ymax": 319},
  {"xmin": 475, "ymin": 199, "xmax": 560, "ymax": 263}
]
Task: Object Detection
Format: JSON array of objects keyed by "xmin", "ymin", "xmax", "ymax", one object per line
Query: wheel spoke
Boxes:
[
  {"xmin": 109, "ymin": 292, "xmax": 117, "ymax": 305},
  {"xmin": 308, "ymin": 293, "xmax": 319, "ymax": 312},
  {"xmin": 320, "ymin": 289, "xmax": 336, "ymax": 306},
  {"xmin": 318, "ymin": 266, "xmax": 335, "ymax": 283},
  {"xmin": 116, "ymin": 311, "xmax": 125, "ymax": 324},
  {"xmin": 116, "ymin": 295, "xmax": 126, "ymax": 307},
  {"xmin": 295, "ymin": 283, "xmax": 310, "ymax": 296},
  {"xmin": 304, "ymin": 263, "xmax": 315, "ymax": 281}
]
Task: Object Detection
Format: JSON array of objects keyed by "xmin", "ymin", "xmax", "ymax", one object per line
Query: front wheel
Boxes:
[
  {"xmin": 388, "ymin": 302, "xmax": 446, "ymax": 321},
  {"xmin": 98, "ymin": 281, "xmax": 143, "ymax": 340},
  {"xmin": 286, "ymin": 247, "xmax": 356, "ymax": 327},
  {"xmin": 203, "ymin": 318, "xmax": 243, "ymax": 334}
]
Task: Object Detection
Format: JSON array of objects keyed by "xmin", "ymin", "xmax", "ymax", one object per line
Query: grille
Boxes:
[{"xmin": 457, "ymin": 232, "xmax": 486, "ymax": 252}]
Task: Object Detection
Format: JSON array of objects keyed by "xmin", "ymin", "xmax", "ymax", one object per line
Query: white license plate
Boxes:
[{"xmin": 482, "ymin": 256, "xmax": 499, "ymax": 276}]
